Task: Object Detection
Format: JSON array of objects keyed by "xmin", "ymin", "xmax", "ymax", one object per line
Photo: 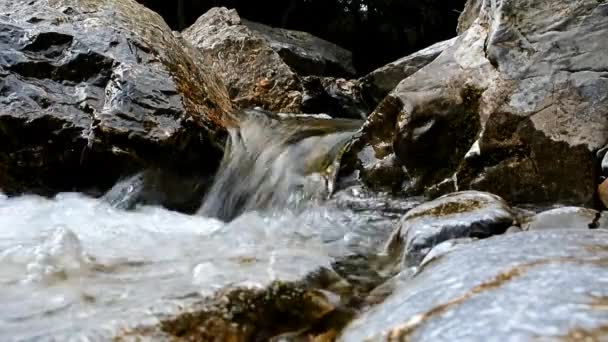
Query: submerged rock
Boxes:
[
  {"xmin": 385, "ymin": 191, "xmax": 515, "ymax": 267},
  {"xmin": 0, "ymin": 0, "xmax": 232, "ymax": 196},
  {"xmin": 342, "ymin": 0, "xmax": 608, "ymax": 205},
  {"xmin": 340, "ymin": 230, "xmax": 608, "ymax": 341}
]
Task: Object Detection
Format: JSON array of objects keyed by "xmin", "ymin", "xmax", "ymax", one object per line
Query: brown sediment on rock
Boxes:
[
  {"xmin": 385, "ymin": 257, "xmax": 601, "ymax": 341},
  {"xmin": 560, "ymin": 324, "xmax": 608, "ymax": 342},
  {"xmin": 403, "ymin": 199, "xmax": 485, "ymax": 220}
]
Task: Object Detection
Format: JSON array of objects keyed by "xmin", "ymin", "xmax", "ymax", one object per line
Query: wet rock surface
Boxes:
[
  {"xmin": 340, "ymin": 230, "xmax": 608, "ymax": 341},
  {"xmin": 342, "ymin": 0, "xmax": 608, "ymax": 205},
  {"xmin": 522, "ymin": 206, "xmax": 608, "ymax": 231},
  {"xmin": 386, "ymin": 191, "xmax": 515, "ymax": 267},
  {"xmin": 0, "ymin": 0, "xmax": 233, "ymax": 196}
]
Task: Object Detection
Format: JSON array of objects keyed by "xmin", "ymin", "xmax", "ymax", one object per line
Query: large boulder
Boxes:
[
  {"xmin": 183, "ymin": 7, "xmax": 302, "ymax": 113},
  {"xmin": 340, "ymin": 230, "xmax": 608, "ymax": 341},
  {"xmin": 385, "ymin": 191, "xmax": 515, "ymax": 267},
  {"xmin": 242, "ymin": 19, "xmax": 356, "ymax": 78},
  {"xmin": 359, "ymin": 38, "xmax": 457, "ymax": 108},
  {"xmin": 0, "ymin": 0, "xmax": 233, "ymax": 195},
  {"xmin": 341, "ymin": 0, "xmax": 608, "ymax": 206}
]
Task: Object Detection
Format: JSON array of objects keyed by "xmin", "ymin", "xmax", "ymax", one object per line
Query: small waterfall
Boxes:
[{"xmin": 198, "ymin": 111, "xmax": 361, "ymax": 221}]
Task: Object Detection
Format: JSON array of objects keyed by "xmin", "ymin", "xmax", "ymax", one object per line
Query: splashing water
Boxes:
[{"xmin": 0, "ymin": 114, "xmax": 416, "ymax": 339}]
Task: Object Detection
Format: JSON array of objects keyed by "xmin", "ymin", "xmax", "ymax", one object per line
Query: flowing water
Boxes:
[{"xmin": 0, "ymin": 114, "xmax": 418, "ymax": 340}]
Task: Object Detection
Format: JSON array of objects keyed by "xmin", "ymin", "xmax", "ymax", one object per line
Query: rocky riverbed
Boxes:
[{"xmin": 1, "ymin": 0, "xmax": 608, "ymax": 340}]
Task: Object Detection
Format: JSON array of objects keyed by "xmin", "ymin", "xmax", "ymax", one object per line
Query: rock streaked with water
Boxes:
[
  {"xmin": 340, "ymin": 230, "xmax": 608, "ymax": 341},
  {"xmin": 386, "ymin": 191, "xmax": 515, "ymax": 267},
  {"xmin": 0, "ymin": 0, "xmax": 232, "ymax": 196}
]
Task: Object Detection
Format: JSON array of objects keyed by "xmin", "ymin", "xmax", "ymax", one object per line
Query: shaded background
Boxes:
[{"xmin": 136, "ymin": 0, "xmax": 467, "ymax": 75}]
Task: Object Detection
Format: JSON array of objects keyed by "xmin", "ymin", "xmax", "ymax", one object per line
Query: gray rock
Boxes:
[
  {"xmin": 242, "ymin": 19, "xmax": 356, "ymax": 78},
  {"xmin": 0, "ymin": 0, "xmax": 233, "ymax": 196},
  {"xmin": 359, "ymin": 38, "xmax": 457, "ymax": 107},
  {"xmin": 340, "ymin": 230, "xmax": 608, "ymax": 341},
  {"xmin": 183, "ymin": 7, "xmax": 302, "ymax": 113},
  {"xmin": 385, "ymin": 191, "xmax": 515, "ymax": 267},
  {"xmin": 341, "ymin": 0, "xmax": 608, "ymax": 205},
  {"xmin": 523, "ymin": 206, "xmax": 605, "ymax": 231}
]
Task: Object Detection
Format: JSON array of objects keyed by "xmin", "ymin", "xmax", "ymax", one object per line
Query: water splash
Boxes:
[{"xmin": 198, "ymin": 113, "xmax": 360, "ymax": 220}]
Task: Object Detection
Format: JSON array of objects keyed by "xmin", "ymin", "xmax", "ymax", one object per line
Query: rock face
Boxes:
[
  {"xmin": 183, "ymin": 7, "xmax": 302, "ymax": 113},
  {"xmin": 342, "ymin": 0, "xmax": 608, "ymax": 206},
  {"xmin": 301, "ymin": 76, "xmax": 368, "ymax": 119},
  {"xmin": 0, "ymin": 0, "xmax": 233, "ymax": 195},
  {"xmin": 359, "ymin": 38, "xmax": 456, "ymax": 108},
  {"xmin": 183, "ymin": 8, "xmax": 361, "ymax": 116},
  {"xmin": 242, "ymin": 19, "xmax": 356, "ymax": 78},
  {"xmin": 385, "ymin": 191, "xmax": 515, "ymax": 267},
  {"xmin": 340, "ymin": 230, "xmax": 608, "ymax": 341}
]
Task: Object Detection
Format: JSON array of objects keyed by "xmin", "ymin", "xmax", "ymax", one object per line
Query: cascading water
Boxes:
[{"xmin": 0, "ymin": 112, "xmax": 415, "ymax": 339}]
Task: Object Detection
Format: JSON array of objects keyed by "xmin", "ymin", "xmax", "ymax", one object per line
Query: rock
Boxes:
[
  {"xmin": 341, "ymin": 0, "xmax": 608, "ymax": 206},
  {"xmin": 385, "ymin": 191, "xmax": 515, "ymax": 267},
  {"xmin": 183, "ymin": 7, "xmax": 302, "ymax": 113},
  {"xmin": 456, "ymin": 0, "xmax": 482, "ymax": 34},
  {"xmin": 523, "ymin": 206, "xmax": 606, "ymax": 231},
  {"xmin": 301, "ymin": 76, "xmax": 369, "ymax": 119},
  {"xmin": 599, "ymin": 178, "xmax": 608, "ymax": 208},
  {"xmin": 242, "ymin": 19, "xmax": 356, "ymax": 78},
  {"xmin": 359, "ymin": 38, "xmax": 457, "ymax": 107},
  {"xmin": 0, "ymin": 0, "xmax": 233, "ymax": 196},
  {"xmin": 340, "ymin": 230, "xmax": 608, "ymax": 341}
]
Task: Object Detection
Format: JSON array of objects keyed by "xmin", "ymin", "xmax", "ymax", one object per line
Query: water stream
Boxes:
[{"xmin": 0, "ymin": 114, "xmax": 416, "ymax": 339}]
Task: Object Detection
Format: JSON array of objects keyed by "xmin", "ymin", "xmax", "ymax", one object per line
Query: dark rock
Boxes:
[
  {"xmin": 183, "ymin": 7, "xmax": 303, "ymax": 113},
  {"xmin": 359, "ymin": 38, "xmax": 456, "ymax": 108},
  {"xmin": 0, "ymin": 0, "xmax": 233, "ymax": 196},
  {"xmin": 340, "ymin": 0, "xmax": 608, "ymax": 206},
  {"xmin": 523, "ymin": 206, "xmax": 607, "ymax": 231},
  {"xmin": 301, "ymin": 76, "xmax": 369, "ymax": 119},
  {"xmin": 385, "ymin": 191, "xmax": 515, "ymax": 267},
  {"xmin": 340, "ymin": 230, "xmax": 608, "ymax": 341},
  {"xmin": 242, "ymin": 19, "xmax": 356, "ymax": 78}
]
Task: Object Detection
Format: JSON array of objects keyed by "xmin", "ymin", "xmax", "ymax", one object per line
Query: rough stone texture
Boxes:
[
  {"xmin": 183, "ymin": 7, "xmax": 302, "ymax": 113},
  {"xmin": 301, "ymin": 76, "xmax": 369, "ymax": 119},
  {"xmin": 359, "ymin": 38, "xmax": 456, "ymax": 108},
  {"xmin": 385, "ymin": 191, "xmax": 515, "ymax": 267},
  {"xmin": 456, "ymin": 0, "xmax": 482, "ymax": 34},
  {"xmin": 341, "ymin": 0, "xmax": 608, "ymax": 206},
  {"xmin": 242, "ymin": 19, "xmax": 356, "ymax": 78},
  {"xmin": 340, "ymin": 230, "xmax": 608, "ymax": 341},
  {"xmin": 523, "ymin": 206, "xmax": 607, "ymax": 231},
  {"xmin": 0, "ymin": 0, "xmax": 233, "ymax": 195},
  {"xmin": 599, "ymin": 178, "xmax": 608, "ymax": 208}
]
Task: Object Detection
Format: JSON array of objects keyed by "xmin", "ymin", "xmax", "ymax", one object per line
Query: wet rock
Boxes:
[
  {"xmin": 523, "ymin": 206, "xmax": 607, "ymax": 231},
  {"xmin": 183, "ymin": 8, "xmax": 302, "ymax": 113},
  {"xmin": 341, "ymin": 0, "xmax": 608, "ymax": 206},
  {"xmin": 340, "ymin": 230, "xmax": 608, "ymax": 341},
  {"xmin": 242, "ymin": 19, "xmax": 356, "ymax": 78},
  {"xmin": 0, "ymin": 0, "xmax": 233, "ymax": 196},
  {"xmin": 359, "ymin": 38, "xmax": 456, "ymax": 107},
  {"xmin": 301, "ymin": 76, "xmax": 369, "ymax": 119},
  {"xmin": 385, "ymin": 191, "xmax": 515, "ymax": 267}
]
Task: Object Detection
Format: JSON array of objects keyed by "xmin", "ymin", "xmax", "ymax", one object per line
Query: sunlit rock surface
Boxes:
[
  {"xmin": 0, "ymin": 0, "xmax": 233, "ymax": 196},
  {"xmin": 523, "ymin": 206, "xmax": 608, "ymax": 231},
  {"xmin": 340, "ymin": 230, "xmax": 608, "ymax": 341}
]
